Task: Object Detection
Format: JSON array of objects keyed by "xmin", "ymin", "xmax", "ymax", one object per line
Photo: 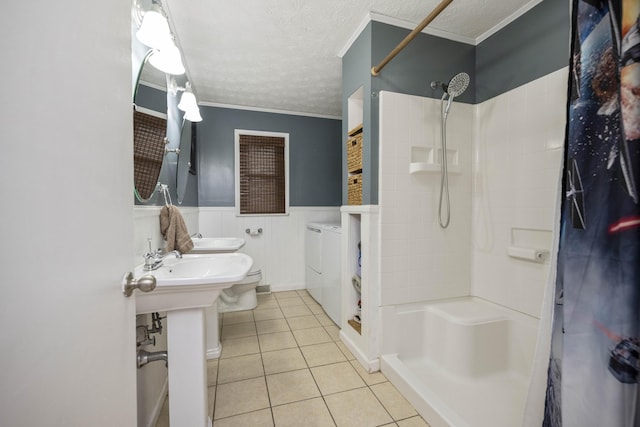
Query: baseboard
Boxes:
[
  {"xmin": 269, "ymin": 283, "xmax": 306, "ymax": 293},
  {"xmin": 207, "ymin": 342, "xmax": 222, "ymax": 360},
  {"xmin": 339, "ymin": 330, "xmax": 380, "ymax": 372},
  {"xmin": 146, "ymin": 377, "xmax": 168, "ymax": 427}
]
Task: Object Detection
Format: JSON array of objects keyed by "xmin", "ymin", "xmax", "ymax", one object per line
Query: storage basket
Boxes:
[
  {"xmin": 347, "ymin": 134, "xmax": 363, "ymax": 173},
  {"xmin": 348, "ymin": 173, "xmax": 362, "ymax": 205}
]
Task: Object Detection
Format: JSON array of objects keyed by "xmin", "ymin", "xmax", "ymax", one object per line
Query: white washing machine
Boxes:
[
  {"xmin": 305, "ymin": 223, "xmax": 323, "ymax": 304},
  {"xmin": 320, "ymin": 224, "xmax": 342, "ymax": 325}
]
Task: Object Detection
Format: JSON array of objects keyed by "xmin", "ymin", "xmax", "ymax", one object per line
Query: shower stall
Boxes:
[{"xmin": 370, "ymin": 67, "xmax": 567, "ymax": 426}]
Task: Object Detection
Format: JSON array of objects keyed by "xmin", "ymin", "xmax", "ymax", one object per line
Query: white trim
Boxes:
[
  {"xmin": 339, "ymin": 330, "xmax": 380, "ymax": 373},
  {"xmin": 234, "ymin": 129, "xmax": 290, "ymax": 217},
  {"xmin": 338, "ymin": 1, "xmax": 543, "ymax": 56},
  {"xmin": 337, "ymin": 13, "xmax": 374, "ymax": 58},
  {"xmin": 370, "ymin": 12, "xmax": 475, "ymax": 45},
  {"xmin": 475, "ymin": 0, "xmax": 543, "ymax": 44},
  {"xmin": 200, "ymin": 101, "xmax": 341, "ymax": 120}
]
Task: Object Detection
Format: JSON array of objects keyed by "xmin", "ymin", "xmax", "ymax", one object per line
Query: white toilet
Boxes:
[{"xmin": 217, "ymin": 269, "xmax": 262, "ymax": 312}]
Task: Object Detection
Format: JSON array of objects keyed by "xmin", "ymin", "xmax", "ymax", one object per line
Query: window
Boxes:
[{"xmin": 235, "ymin": 130, "xmax": 289, "ymax": 215}]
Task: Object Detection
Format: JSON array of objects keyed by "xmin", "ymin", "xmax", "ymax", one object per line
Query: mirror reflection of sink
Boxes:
[
  {"xmin": 134, "ymin": 253, "xmax": 253, "ymax": 314},
  {"xmin": 191, "ymin": 237, "xmax": 246, "ymax": 253}
]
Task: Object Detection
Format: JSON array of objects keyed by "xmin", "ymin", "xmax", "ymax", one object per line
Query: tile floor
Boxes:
[{"xmin": 155, "ymin": 290, "xmax": 430, "ymax": 427}]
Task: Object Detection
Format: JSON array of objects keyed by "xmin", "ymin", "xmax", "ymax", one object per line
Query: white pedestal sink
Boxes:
[
  {"xmin": 189, "ymin": 237, "xmax": 246, "ymax": 359},
  {"xmin": 133, "ymin": 253, "xmax": 253, "ymax": 427}
]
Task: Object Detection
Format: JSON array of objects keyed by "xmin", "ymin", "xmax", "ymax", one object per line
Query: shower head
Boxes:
[
  {"xmin": 445, "ymin": 72, "xmax": 470, "ymax": 97},
  {"xmin": 430, "ymin": 72, "xmax": 470, "ymax": 98}
]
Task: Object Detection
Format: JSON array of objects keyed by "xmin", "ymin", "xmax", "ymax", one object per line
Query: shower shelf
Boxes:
[
  {"xmin": 409, "ymin": 162, "xmax": 461, "ymax": 174},
  {"xmin": 409, "ymin": 146, "xmax": 460, "ymax": 174}
]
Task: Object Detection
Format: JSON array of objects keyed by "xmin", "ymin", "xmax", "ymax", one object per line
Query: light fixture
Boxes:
[
  {"xmin": 170, "ymin": 79, "xmax": 202, "ymax": 122},
  {"xmin": 135, "ymin": 4, "xmax": 173, "ymax": 50},
  {"xmin": 184, "ymin": 107, "xmax": 203, "ymax": 122},
  {"xmin": 148, "ymin": 43, "xmax": 185, "ymax": 75}
]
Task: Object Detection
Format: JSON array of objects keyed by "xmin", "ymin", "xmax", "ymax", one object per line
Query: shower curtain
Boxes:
[{"xmin": 544, "ymin": 1, "xmax": 640, "ymax": 426}]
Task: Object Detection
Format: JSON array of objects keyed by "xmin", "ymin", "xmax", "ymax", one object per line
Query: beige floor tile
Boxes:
[
  {"xmin": 380, "ymin": 424, "xmax": 399, "ymax": 427},
  {"xmin": 350, "ymin": 360, "xmax": 387, "ymax": 385},
  {"xmin": 287, "ymin": 315, "xmax": 321, "ymax": 330},
  {"xmin": 258, "ymin": 331, "xmax": 298, "ymax": 352},
  {"xmin": 217, "ymin": 353, "xmax": 264, "ymax": 384},
  {"xmin": 277, "ymin": 296, "xmax": 305, "ymax": 307},
  {"xmin": 272, "ymin": 397, "xmax": 336, "ymax": 427},
  {"xmin": 296, "ymin": 290, "xmax": 310, "ymax": 297},
  {"xmin": 207, "ymin": 359, "xmax": 218, "ymax": 386},
  {"xmin": 255, "ymin": 297, "xmax": 279, "ymax": 310},
  {"xmin": 314, "ymin": 313, "xmax": 336, "ymax": 327},
  {"xmin": 214, "ymin": 377, "xmax": 270, "ymax": 420},
  {"xmin": 222, "ymin": 310, "xmax": 254, "ymax": 325},
  {"xmin": 256, "ymin": 319, "xmax": 290, "ymax": 335},
  {"xmin": 220, "ymin": 335, "xmax": 260, "ymax": 359},
  {"xmin": 397, "ymin": 416, "xmax": 431, "ymax": 427},
  {"xmin": 292, "ymin": 327, "xmax": 333, "ymax": 346},
  {"xmin": 208, "ymin": 386, "xmax": 215, "ymax": 419},
  {"xmin": 281, "ymin": 305, "xmax": 313, "ymax": 318},
  {"xmin": 324, "ymin": 387, "xmax": 393, "ymax": 427},
  {"xmin": 300, "ymin": 295, "xmax": 319, "ymax": 305},
  {"xmin": 371, "ymin": 382, "xmax": 418, "ymax": 420},
  {"xmin": 324, "ymin": 325, "xmax": 341, "ymax": 341},
  {"xmin": 266, "ymin": 369, "xmax": 320, "ymax": 406},
  {"xmin": 335, "ymin": 342, "xmax": 356, "ymax": 361},
  {"xmin": 273, "ymin": 291, "xmax": 300, "ymax": 299},
  {"xmin": 310, "ymin": 361, "xmax": 366, "ymax": 395},
  {"xmin": 254, "ymin": 308, "xmax": 285, "ymax": 321},
  {"xmin": 308, "ymin": 304, "xmax": 325, "ymax": 314},
  {"xmin": 221, "ymin": 322, "xmax": 257, "ymax": 340},
  {"xmin": 262, "ymin": 347, "xmax": 308, "ymax": 375},
  {"xmin": 213, "ymin": 408, "xmax": 274, "ymax": 427},
  {"xmin": 300, "ymin": 342, "xmax": 347, "ymax": 367}
]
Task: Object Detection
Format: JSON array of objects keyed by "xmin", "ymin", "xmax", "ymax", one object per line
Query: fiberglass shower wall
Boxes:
[
  {"xmin": 472, "ymin": 68, "xmax": 567, "ymax": 318},
  {"xmin": 378, "ymin": 91, "xmax": 474, "ymax": 306}
]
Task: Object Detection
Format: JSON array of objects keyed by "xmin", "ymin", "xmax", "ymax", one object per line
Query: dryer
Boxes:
[{"xmin": 305, "ymin": 223, "xmax": 323, "ymax": 304}]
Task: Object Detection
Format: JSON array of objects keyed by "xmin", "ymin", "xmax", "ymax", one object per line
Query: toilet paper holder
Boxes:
[{"xmin": 245, "ymin": 228, "xmax": 263, "ymax": 236}]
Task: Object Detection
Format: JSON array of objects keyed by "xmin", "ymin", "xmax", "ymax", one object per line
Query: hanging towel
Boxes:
[{"xmin": 159, "ymin": 205, "xmax": 194, "ymax": 253}]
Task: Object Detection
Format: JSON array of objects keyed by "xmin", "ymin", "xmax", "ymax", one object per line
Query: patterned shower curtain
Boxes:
[{"xmin": 544, "ymin": 1, "xmax": 640, "ymax": 426}]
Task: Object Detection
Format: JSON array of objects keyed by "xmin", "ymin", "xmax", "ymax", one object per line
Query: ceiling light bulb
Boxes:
[
  {"xmin": 135, "ymin": 8, "xmax": 173, "ymax": 49},
  {"xmin": 184, "ymin": 107, "xmax": 202, "ymax": 122},
  {"xmin": 178, "ymin": 91, "xmax": 197, "ymax": 112},
  {"xmin": 148, "ymin": 44, "xmax": 185, "ymax": 75}
]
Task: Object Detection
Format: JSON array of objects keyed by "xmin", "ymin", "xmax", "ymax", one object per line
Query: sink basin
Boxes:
[
  {"xmin": 134, "ymin": 253, "xmax": 253, "ymax": 314},
  {"xmin": 191, "ymin": 237, "xmax": 246, "ymax": 253}
]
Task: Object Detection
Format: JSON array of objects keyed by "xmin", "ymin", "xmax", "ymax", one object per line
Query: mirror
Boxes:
[{"xmin": 132, "ymin": 18, "xmax": 169, "ymax": 200}]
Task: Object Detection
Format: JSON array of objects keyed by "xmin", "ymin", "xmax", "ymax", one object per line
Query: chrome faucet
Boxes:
[
  {"xmin": 191, "ymin": 232, "xmax": 202, "ymax": 238},
  {"xmin": 143, "ymin": 249, "xmax": 182, "ymax": 271}
]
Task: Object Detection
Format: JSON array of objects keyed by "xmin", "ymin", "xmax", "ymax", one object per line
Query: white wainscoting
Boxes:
[{"xmin": 198, "ymin": 206, "xmax": 340, "ymax": 291}]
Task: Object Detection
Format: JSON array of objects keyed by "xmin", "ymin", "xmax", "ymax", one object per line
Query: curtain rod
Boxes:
[{"xmin": 371, "ymin": 0, "xmax": 453, "ymax": 76}]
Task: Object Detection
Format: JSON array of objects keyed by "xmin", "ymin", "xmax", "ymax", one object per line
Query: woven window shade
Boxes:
[
  {"xmin": 239, "ymin": 134, "xmax": 285, "ymax": 214},
  {"xmin": 133, "ymin": 110, "xmax": 167, "ymax": 200}
]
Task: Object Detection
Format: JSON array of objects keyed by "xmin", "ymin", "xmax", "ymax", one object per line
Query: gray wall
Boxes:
[
  {"xmin": 476, "ymin": 0, "xmax": 570, "ymax": 102},
  {"xmin": 198, "ymin": 106, "xmax": 342, "ymax": 207},
  {"xmin": 342, "ymin": 0, "xmax": 571, "ymax": 206},
  {"xmin": 342, "ymin": 23, "xmax": 373, "ymax": 205}
]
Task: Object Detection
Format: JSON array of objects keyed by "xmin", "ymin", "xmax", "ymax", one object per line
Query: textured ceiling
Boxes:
[{"xmin": 151, "ymin": 0, "xmax": 540, "ymax": 118}]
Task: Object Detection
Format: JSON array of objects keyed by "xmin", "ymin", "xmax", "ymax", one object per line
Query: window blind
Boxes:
[{"xmin": 238, "ymin": 134, "xmax": 286, "ymax": 214}]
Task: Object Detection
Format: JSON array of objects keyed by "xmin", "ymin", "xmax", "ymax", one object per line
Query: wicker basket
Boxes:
[
  {"xmin": 347, "ymin": 134, "xmax": 363, "ymax": 173},
  {"xmin": 348, "ymin": 173, "xmax": 362, "ymax": 205}
]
